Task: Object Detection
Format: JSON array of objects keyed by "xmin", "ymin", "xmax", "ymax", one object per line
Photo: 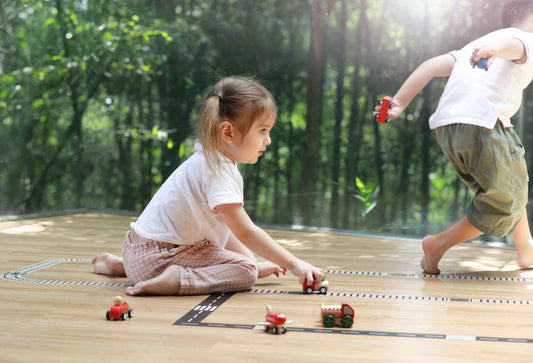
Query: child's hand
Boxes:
[
  {"xmin": 373, "ymin": 98, "xmax": 404, "ymax": 122},
  {"xmin": 470, "ymin": 42, "xmax": 495, "ymax": 69},
  {"xmin": 258, "ymin": 261, "xmax": 286, "ymax": 278},
  {"xmin": 288, "ymin": 258, "xmax": 323, "ymax": 285},
  {"xmin": 469, "ymin": 37, "xmax": 526, "ymax": 69}
]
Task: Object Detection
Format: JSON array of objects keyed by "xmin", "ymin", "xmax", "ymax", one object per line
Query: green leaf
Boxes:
[
  {"xmin": 44, "ymin": 18, "xmax": 55, "ymax": 27},
  {"xmin": 361, "ymin": 201, "xmax": 377, "ymax": 217},
  {"xmin": 355, "ymin": 177, "xmax": 365, "ymax": 192},
  {"xmin": 32, "ymin": 99, "xmax": 44, "ymax": 109}
]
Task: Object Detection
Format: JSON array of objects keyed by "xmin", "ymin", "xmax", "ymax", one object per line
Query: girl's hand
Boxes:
[
  {"xmin": 288, "ymin": 258, "xmax": 323, "ymax": 285},
  {"xmin": 258, "ymin": 261, "xmax": 286, "ymax": 278}
]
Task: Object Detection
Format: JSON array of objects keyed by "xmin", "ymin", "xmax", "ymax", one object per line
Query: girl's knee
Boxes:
[{"xmin": 241, "ymin": 258, "xmax": 258, "ymax": 288}]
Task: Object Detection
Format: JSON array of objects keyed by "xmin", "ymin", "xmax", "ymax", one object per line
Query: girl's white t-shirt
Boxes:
[
  {"xmin": 131, "ymin": 141, "xmax": 243, "ymax": 248},
  {"xmin": 429, "ymin": 27, "xmax": 533, "ymax": 130}
]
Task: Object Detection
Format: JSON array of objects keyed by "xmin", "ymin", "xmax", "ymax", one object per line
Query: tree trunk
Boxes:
[
  {"xmin": 342, "ymin": 0, "xmax": 367, "ymax": 229},
  {"xmin": 330, "ymin": 0, "xmax": 347, "ymax": 228},
  {"xmin": 298, "ymin": 0, "xmax": 328, "ymax": 224}
]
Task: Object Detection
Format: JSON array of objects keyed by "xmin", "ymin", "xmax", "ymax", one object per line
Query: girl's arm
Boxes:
[
  {"xmin": 383, "ymin": 53, "xmax": 455, "ymax": 121},
  {"xmin": 225, "ymin": 232, "xmax": 285, "ymax": 278},
  {"xmin": 215, "ymin": 203, "xmax": 323, "ymax": 284}
]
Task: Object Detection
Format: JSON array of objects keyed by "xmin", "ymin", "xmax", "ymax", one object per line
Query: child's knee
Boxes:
[{"xmin": 241, "ymin": 258, "xmax": 258, "ymax": 289}]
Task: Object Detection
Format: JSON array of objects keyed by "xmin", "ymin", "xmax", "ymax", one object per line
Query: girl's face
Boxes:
[{"xmin": 224, "ymin": 115, "xmax": 274, "ymax": 164}]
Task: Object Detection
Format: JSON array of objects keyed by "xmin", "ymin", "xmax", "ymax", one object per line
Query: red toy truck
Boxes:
[
  {"xmin": 320, "ymin": 302, "xmax": 354, "ymax": 328},
  {"xmin": 375, "ymin": 96, "xmax": 393, "ymax": 124},
  {"xmin": 106, "ymin": 296, "xmax": 133, "ymax": 321}
]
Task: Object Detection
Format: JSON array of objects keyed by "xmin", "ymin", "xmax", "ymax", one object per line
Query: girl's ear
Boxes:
[{"xmin": 220, "ymin": 121, "xmax": 234, "ymax": 144}]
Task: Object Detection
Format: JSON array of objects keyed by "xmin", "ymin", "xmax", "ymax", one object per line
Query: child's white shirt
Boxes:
[
  {"xmin": 429, "ymin": 27, "xmax": 533, "ymax": 129},
  {"xmin": 131, "ymin": 141, "xmax": 243, "ymax": 248}
]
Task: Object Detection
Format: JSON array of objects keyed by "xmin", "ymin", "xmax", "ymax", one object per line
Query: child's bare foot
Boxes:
[
  {"xmin": 125, "ymin": 265, "xmax": 181, "ymax": 296},
  {"xmin": 516, "ymin": 239, "xmax": 533, "ymax": 269},
  {"xmin": 92, "ymin": 253, "xmax": 126, "ymax": 276},
  {"xmin": 420, "ymin": 235, "xmax": 442, "ymax": 274}
]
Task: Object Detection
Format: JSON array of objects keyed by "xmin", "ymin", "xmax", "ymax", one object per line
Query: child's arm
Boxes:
[
  {"xmin": 470, "ymin": 37, "xmax": 527, "ymax": 68},
  {"xmin": 215, "ymin": 203, "xmax": 323, "ymax": 284},
  {"xmin": 225, "ymin": 232, "xmax": 286, "ymax": 278},
  {"xmin": 383, "ymin": 54, "xmax": 455, "ymax": 121}
]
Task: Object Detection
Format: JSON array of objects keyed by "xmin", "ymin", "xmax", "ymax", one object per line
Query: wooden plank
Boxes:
[{"xmin": 1, "ymin": 212, "xmax": 533, "ymax": 362}]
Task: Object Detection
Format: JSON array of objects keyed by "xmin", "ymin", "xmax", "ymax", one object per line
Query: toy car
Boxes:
[
  {"xmin": 256, "ymin": 305, "xmax": 293, "ymax": 334},
  {"xmin": 106, "ymin": 296, "xmax": 133, "ymax": 321},
  {"xmin": 303, "ymin": 275, "xmax": 328, "ymax": 294},
  {"xmin": 320, "ymin": 302, "xmax": 355, "ymax": 328},
  {"xmin": 375, "ymin": 96, "xmax": 393, "ymax": 124}
]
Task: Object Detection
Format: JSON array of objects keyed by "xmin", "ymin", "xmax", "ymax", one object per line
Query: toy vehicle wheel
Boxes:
[
  {"xmin": 282, "ymin": 327, "xmax": 287, "ymax": 334},
  {"xmin": 272, "ymin": 327, "xmax": 278, "ymax": 335},
  {"xmin": 128, "ymin": 309, "xmax": 133, "ymax": 318},
  {"xmin": 120, "ymin": 311, "xmax": 127, "ymax": 320},
  {"xmin": 319, "ymin": 286, "xmax": 327, "ymax": 294},
  {"xmin": 305, "ymin": 286, "xmax": 314, "ymax": 294},
  {"xmin": 341, "ymin": 316, "xmax": 353, "ymax": 328},
  {"xmin": 323, "ymin": 315, "xmax": 335, "ymax": 328},
  {"xmin": 106, "ymin": 311, "xmax": 111, "ymax": 320}
]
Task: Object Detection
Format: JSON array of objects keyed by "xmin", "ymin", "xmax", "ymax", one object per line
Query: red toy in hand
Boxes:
[
  {"xmin": 375, "ymin": 96, "xmax": 393, "ymax": 124},
  {"xmin": 302, "ymin": 275, "xmax": 328, "ymax": 294}
]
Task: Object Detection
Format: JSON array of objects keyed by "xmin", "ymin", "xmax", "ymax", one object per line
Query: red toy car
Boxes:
[
  {"xmin": 303, "ymin": 275, "xmax": 328, "ymax": 294},
  {"xmin": 106, "ymin": 296, "xmax": 133, "ymax": 321},
  {"xmin": 375, "ymin": 96, "xmax": 393, "ymax": 124}
]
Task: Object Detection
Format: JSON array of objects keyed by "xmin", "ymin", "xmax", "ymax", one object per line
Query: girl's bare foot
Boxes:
[
  {"xmin": 125, "ymin": 265, "xmax": 181, "ymax": 296},
  {"xmin": 420, "ymin": 235, "xmax": 442, "ymax": 274},
  {"xmin": 92, "ymin": 253, "xmax": 126, "ymax": 276}
]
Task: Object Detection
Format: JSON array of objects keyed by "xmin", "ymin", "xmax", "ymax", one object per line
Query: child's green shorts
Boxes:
[{"xmin": 434, "ymin": 122, "xmax": 528, "ymax": 237}]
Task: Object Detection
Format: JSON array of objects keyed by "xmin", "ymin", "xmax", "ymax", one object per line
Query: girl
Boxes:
[{"xmin": 93, "ymin": 76, "xmax": 324, "ymax": 296}]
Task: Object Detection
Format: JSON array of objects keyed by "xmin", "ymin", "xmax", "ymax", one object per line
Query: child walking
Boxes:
[
  {"xmin": 93, "ymin": 76, "xmax": 323, "ymax": 295},
  {"xmin": 376, "ymin": 0, "xmax": 533, "ymax": 274}
]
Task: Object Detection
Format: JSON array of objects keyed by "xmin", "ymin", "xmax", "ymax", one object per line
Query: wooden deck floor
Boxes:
[{"xmin": 2, "ymin": 212, "xmax": 533, "ymax": 362}]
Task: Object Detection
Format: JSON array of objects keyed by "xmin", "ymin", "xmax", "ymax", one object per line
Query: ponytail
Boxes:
[{"xmin": 199, "ymin": 95, "xmax": 224, "ymax": 175}]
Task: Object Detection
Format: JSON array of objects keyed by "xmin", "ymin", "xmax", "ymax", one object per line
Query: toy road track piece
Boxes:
[{"xmin": 375, "ymin": 96, "xmax": 393, "ymax": 124}]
